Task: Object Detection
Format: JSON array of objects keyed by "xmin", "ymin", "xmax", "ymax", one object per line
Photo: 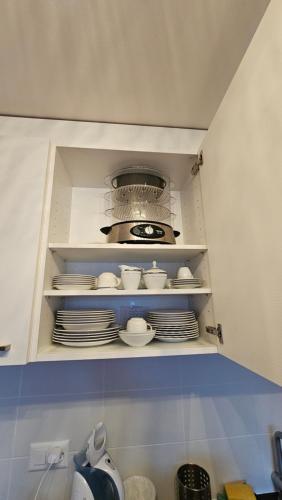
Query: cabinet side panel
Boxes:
[
  {"xmin": 180, "ymin": 174, "xmax": 206, "ymax": 244},
  {"xmin": 48, "ymin": 150, "xmax": 72, "ymax": 242},
  {"xmin": 0, "ymin": 136, "xmax": 49, "ymax": 364},
  {"xmin": 200, "ymin": 0, "xmax": 282, "ymax": 385}
]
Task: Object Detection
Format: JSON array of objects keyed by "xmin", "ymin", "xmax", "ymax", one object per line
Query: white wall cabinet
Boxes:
[
  {"xmin": 0, "ymin": 116, "xmax": 281, "ymax": 387},
  {"xmin": 0, "ymin": 136, "xmax": 50, "ymax": 365}
]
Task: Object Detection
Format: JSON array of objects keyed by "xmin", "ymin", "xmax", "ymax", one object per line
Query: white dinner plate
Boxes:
[
  {"xmin": 57, "ymin": 312, "xmax": 114, "ymax": 316},
  {"xmin": 55, "ymin": 323, "xmax": 119, "ymax": 332},
  {"xmin": 56, "ymin": 317, "xmax": 114, "ymax": 322},
  {"xmin": 53, "ymin": 285, "xmax": 94, "ymax": 290},
  {"xmin": 54, "ymin": 325, "xmax": 120, "ymax": 332},
  {"xmin": 52, "ymin": 338, "xmax": 118, "ymax": 347},
  {"xmin": 157, "ymin": 330, "xmax": 199, "ymax": 337},
  {"xmin": 54, "ymin": 327, "xmax": 119, "ymax": 334},
  {"xmin": 56, "ymin": 314, "xmax": 115, "ymax": 319},
  {"xmin": 148, "ymin": 312, "xmax": 195, "ymax": 318},
  {"xmin": 53, "ymin": 280, "xmax": 96, "ymax": 284},
  {"xmin": 52, "ymin": 336, "xmax": 119, "ymax": 342},
  {"xmin": 57, "ymin": 323, "xmax": 112, "ymax": 331},
  {"xmin": 148, "ymin": 309, "xmax": 195, "ymax": 314},
  {"xmin": 53, "ymin": 276, "xmax": 95, "ymax": 280},
  {"xmin": 57, "ymin": 309, "xmax": 114, "ymax": 314},
  {"xmin": 156, "ymin": 337, "xmax": 198, "ymax": 343},
  {"xmin": 172, "ymin": 284, "xmax": 202, "ymax": 289},
  {"xmin": 148, "ymin": 316, "xmax": 196, "ymax": 320},
  {"xmin": 52, "ymin": 278, "xmax": 96, "ymax": 283},
  {"xmin": 53, "ymin": 333, "xmax": 119, "ymax": 340},
  {"xmin": 148, "ymin": 321, "xmax": 197, "ymax": 326}
]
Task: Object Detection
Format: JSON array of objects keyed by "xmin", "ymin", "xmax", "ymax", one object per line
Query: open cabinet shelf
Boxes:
[
  {"xmin": 44, "ymin": 288, "xmax": 212, "ymax": 297},
  {"xmin": 49, "ymin": 243, "xmax": 208, "ymax": 262},
  {"xmin": 36, "ymin": 337, "xmax": 218, "ymax": 362}
]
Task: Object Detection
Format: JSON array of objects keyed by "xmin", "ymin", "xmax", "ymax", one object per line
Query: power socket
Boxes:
[{"xmin": 29, "ymin": 440, "xmax": 69, "ymax": 471}]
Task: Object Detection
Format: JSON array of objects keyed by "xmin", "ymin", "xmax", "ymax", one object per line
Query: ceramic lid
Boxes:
[
  {"xmin": 143, "ymin": 260, "xmax": 167, "ymax": 275},
  {"xmin": 119, "ymin": 265, "xmax": 142, "ymax": 271}
]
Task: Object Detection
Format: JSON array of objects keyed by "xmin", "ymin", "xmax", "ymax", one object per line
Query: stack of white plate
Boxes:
[
  {"xmin": 170, "ymin": 278, "xmax": 203, "ymax": 289},
  {"xmin": 147, "ymin": 309, "xmax": 199, "ymax": 342},
  {"xmin": 52, "ymin": 274, "xmax": 97, "ymax": 290},
  {"xmin": 52, "ymin": 309, "xmax": 120, "ymax": 347}
]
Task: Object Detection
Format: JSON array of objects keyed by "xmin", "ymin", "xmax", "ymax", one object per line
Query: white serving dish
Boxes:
[{"xmin": 60, "ymin": 321, "xmax": 112, "ymax": 331}]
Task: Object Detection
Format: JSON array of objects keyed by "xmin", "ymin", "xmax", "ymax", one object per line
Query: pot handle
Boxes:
[
  {"xmin": 100, "ymin": 226, "xmax": 112, "ymax": 235},
  {"xmin": 173, "ymin": 230, "xmax": 181, "ymax": 238}
]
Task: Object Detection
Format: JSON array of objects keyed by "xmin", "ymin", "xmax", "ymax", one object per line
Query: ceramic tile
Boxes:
[
  {"xmin": 109, "ymin": 443, "xmax": 186, "ymax": 500},
  {"xmin": 14, "ymin": 393, "xmax": 103, "ymax": 457},
  {"xmin": 21, "ymin": 360, "xmax": 104, "ymax": 396},
  {"xmin": 185, "ymin": 434, "xmax": 274, "ymax": 496},
  {"xmin": 8, "ymin": 455, "xmax": 75, "ymax": 500},
  {"xmin": 182, "ymin": 383, "xmax": 282, "ymax": 441},
  {"xmin": 0, "ymin": 399, "xmax": 18, "ymax": 459},
  {"xmin": 0, "ymin": 459, "xmax": 10, "ymax": 500},
  {"xmin": 0, "ymin": 367, "xmax": 22, "ymax": 398},
  {"xmin": 104, "ymin": 356, "xmax": 181, "ymax": 392},
  {"xmin": 180, "ymin": 354, "xmax": 268, "ymax": 387},
  {"xmin": 104, "ymin": 388, "xmax": 184, "ymax": 448}
]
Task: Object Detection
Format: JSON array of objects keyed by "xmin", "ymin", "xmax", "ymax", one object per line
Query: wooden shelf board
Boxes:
[
  {"xmin": 48, "ymin": 243, "xmax": 207, "ymax": 262},
  {"xmin": 36, "ymin": 338, "xmax": 218, "ymax": 362},
  {"xmin": 44, "ymin": 288, "xmax": 211, "ymax": 297}
]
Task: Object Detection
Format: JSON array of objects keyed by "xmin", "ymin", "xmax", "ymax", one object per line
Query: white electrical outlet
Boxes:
[{"xmin": 29, "ymin": 440, "xmax": 69, "ymax": 471}]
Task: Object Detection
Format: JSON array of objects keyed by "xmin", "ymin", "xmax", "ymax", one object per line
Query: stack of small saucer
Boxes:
[
  {"xmin": 52, "ymin": 274, "xmax": 97, "ymax": 290},
  {"xmin": 170, "ymin": 277, "xmax": 203, "ymax": 289},
  {"xmin": 147, "ymin": 309, "xmax": 199, "ymax": 342}
]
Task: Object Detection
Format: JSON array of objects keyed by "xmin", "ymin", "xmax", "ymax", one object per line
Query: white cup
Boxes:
[
  {"xmin": 121, "ymin": 270, "xmax": 141, "ymax": 290},
  {"xmin": 177, "ymin": 266, "xmax": 193, "ymax": 279},
  {"xmin": 98, "ymin": 272, "xmax": 121, "ymax": 289},
  {"xmin": 127, "ymin": 317, "xmax": 153, "ymax": 333}
]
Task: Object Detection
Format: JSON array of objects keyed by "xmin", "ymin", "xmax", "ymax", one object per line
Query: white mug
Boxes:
[
  {"xmin": 177, "ymin": 266, "xmax": 193, "ymax": 279},
  {"xmin": 98, "ymin": 272, "xmax": 121, "ymax": 289},
  {"xmin": 121, "ymin": 270, "xmax": 141, "ymax": 290},
  {"xmin": 127, "ymin": 317, "xmax": 153, "ymax": 333}
]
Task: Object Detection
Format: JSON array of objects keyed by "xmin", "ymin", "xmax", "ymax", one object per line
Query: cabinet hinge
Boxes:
[
  {"xmin": 206, "ymin": 324, "xmax": 223, "ymax": 344},
  {"xmin": 191, "ymin": 150, "xmax": 203, "ymax": 176}
]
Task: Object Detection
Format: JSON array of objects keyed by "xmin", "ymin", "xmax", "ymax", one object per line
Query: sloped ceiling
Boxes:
[{"xmin": 0, "ymin": 0, "xmax": 270, "ymax": 128}]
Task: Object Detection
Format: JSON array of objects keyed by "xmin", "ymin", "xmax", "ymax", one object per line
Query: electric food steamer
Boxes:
[{"xmin": 100, "ymin": 166, "xmax": 180, "ymax": 244}]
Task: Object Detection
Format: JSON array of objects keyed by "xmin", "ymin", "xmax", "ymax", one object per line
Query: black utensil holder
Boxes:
[{"xmin": 176, "ymin": 464, "xmax": 212, "ymax": 500}]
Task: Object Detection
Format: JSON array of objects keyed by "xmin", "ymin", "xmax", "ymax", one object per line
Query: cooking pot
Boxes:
[{"xmin": 110, "ymin": 166, "xmax": 166, "ymax": 190}]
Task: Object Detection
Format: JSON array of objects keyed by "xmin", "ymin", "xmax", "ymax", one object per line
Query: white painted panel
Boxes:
[
  {"xmin": 0, "ymin": 136, "xmax": 49, "ymax": 364},
  {"xmin": 200, "ymin": 0, "xmax": 282, "ymax": 385},
  {"xmin": 0, "ymin": 117, "xmax": 206, "ymax": 154}
]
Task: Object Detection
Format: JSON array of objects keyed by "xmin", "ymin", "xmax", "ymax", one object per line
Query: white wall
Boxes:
[{"xmin": 0, "ymin": 356, "xmax": 281, "ymax": 499}]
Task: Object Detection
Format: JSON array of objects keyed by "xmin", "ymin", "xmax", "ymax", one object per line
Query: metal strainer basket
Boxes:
[{"xmin": 176, "ymin": 464, "xmax": 211, "ymax": 500}]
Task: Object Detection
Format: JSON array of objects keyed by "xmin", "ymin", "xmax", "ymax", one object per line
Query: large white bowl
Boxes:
[{"xmin": 119, "ymin": 330, "xmax": 155, "ymax": 347}]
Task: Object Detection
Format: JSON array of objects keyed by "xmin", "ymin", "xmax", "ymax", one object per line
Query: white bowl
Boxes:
[{"xmin": 119, "ymin": 330, "xmax": 155, "ymax": 347}]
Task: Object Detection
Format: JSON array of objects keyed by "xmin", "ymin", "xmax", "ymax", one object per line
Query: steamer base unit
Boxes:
[{"xmin": 100, "ymin": 220, "xmax": 180, "ymax": 244}]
